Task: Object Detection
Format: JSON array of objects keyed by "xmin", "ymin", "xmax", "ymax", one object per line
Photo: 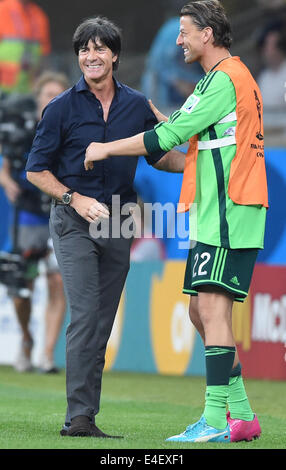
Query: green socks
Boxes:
[
  {"xmin": 228, "ymin": 363, "xmax": 254, "ymax": 421},
  {"xmin": 203, "ymin": 346, "xmax": 235, "ymax": 430},
  {"xmin": 203, "ymin": 352, "xmax": 254, "ymax": 429},
  {"xmin": 204, "ymin": 384, "xmax": 229, "ymax": 429}
]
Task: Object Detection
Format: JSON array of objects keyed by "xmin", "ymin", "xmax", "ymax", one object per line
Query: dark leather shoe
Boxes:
[
  {"xmin": 60, "ymin": 416, "xmax": 123, "ymax": 438},
  {"xmin": 66, "ymin": 415, "xmax": 91, "ymax": 437}
]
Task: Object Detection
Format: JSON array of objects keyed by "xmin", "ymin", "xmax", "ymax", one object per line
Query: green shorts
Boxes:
[{"xmin": 183, "ymin": 241, "xmax": 258, "ymax": 302}]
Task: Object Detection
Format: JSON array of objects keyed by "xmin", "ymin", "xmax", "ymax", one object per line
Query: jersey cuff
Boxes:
[{"xmin": 143, "ymin": 130, "xmax": 162, "ymax": 154}]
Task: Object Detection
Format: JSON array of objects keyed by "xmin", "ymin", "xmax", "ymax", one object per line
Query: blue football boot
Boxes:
[{"xmin": 166, "ymin": 415, "xmax": 231, "ymax": 443}]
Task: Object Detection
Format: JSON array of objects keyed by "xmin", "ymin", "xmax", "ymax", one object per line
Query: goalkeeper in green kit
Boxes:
[{"xmin": 84, "ymin": 0, "xmax": 268, "ymax": 443}]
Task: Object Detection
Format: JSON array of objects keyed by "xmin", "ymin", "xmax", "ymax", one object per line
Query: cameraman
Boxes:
[{"xmin": 0, "ymin": 71, "xmax": 69, "ymax": 372}]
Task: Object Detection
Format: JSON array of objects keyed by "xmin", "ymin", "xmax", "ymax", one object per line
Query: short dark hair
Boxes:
[
  {"xmin": 181, "ymin": 1, "xmax": 232, "ymax": 49},
  {"xmin": 72, "ymin": 16, "xmax": 122, "ymax": 70}
]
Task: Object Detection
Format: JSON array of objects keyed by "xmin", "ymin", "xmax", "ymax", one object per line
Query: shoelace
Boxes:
[{"xmin": 184, "ymin": 419, "xmax": 204, "ymax": 435}]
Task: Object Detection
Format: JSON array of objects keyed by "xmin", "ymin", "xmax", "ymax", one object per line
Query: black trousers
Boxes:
[{"xmin": 49, "ymin": 204, "xmax": 133, "ymax": 423}]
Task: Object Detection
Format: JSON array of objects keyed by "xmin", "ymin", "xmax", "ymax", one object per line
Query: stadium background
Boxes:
[{"xmin": 0, "ymin": 0, "xmax": 286, "ymax": 381}]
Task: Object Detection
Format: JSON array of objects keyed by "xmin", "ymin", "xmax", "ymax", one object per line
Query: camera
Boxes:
[
  {"xmin": 0, "ymin": 251, "xmax": 31, "ymax": 298},
  {"xmin": 0, "ymin": 92, "xmax": 37, "ymax": 168},
  {"xmin": 0, "ymin": 247, "xmax": 49, "ymax": 298}
]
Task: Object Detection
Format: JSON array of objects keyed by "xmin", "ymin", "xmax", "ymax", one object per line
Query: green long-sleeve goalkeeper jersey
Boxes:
[{"xmin": 144, "ymin": 70, "xmax": 266, "ymax": 249}]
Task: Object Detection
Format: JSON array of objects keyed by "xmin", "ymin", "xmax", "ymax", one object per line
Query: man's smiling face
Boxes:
[
  {"xmin": 176, "ymin": 15, "xmax": 206, "ymax": 65},
  {"xmin": 78, "ymin": 38, "xmax": 117, "ymax": 84}
]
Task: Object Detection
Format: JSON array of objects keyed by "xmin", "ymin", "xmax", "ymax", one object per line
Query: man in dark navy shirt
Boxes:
[{"xmin": 26, "ymin": 16, "xmax": 185, "ymax": 438}]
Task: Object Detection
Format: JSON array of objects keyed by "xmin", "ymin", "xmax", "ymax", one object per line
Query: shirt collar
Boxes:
[{"xmin": 75, "ymin": 75, "xmax": 122, "ymax": 94}]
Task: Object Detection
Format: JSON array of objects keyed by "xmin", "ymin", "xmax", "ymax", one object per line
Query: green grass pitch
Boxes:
[{"xmin": 0, "ymin": 365, "xmax": 285, "ymax": 450}]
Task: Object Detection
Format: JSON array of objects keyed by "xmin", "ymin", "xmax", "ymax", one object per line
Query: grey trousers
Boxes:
[{"xmin": 49, "ymin": 204, "xmax": 133, "ymax": 423}]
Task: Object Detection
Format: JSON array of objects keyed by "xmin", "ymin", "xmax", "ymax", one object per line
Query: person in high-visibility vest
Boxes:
[
  {"xmin": 84, "ymin": 0, "xmax": 267, "ymax": 444},
  {"xmin": 0, "ymin": 0, "xmax": 51, "ymax": 94}
]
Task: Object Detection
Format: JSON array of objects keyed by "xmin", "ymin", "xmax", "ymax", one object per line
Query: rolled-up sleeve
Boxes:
[{"xmin": 25, "ymin": 100, "xmax": 62, "ymax": 172}]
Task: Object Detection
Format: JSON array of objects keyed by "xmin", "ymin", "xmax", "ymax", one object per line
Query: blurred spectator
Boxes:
[
  {"xmin": 0, "ymin": 71, "xmax": 69, "ymax": 372},
  {"xmin": 256, "ymin": 0, "xmax": 286, "ymax": 9},
  {"xmin": 130, "ymin": 197, "xmax": 166, "ymax": 262},
  {"xmin": 256, "ymin": 20, "xmax": 286, "ymax": 110},
  {"xmin": 0, "ymin": 0, "xmax": 51, "ymax": 95},
  {"xmin": 141, "ymin": 17, "xmax": 204, "ymax": 114}
]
